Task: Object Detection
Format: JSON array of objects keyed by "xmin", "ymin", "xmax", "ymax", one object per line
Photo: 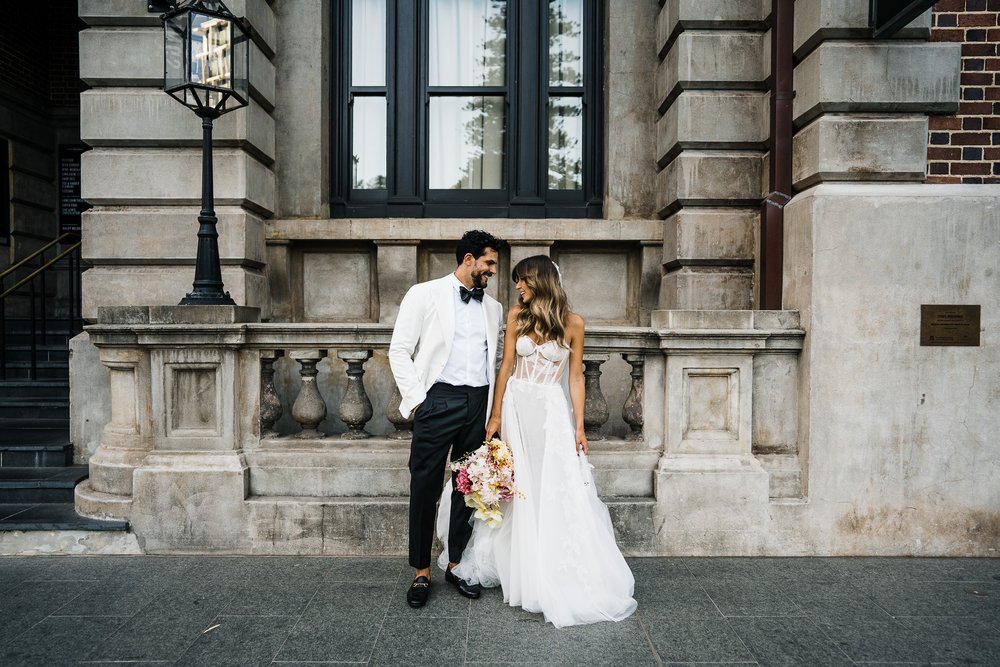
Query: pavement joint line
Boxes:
[
  {"xmin": 365, "ymin": 561, "xmax": 404, "ymax": 664},
  {"xmin": 634, "ymin": 609, "xmax": 664, "ymax": 667},
  {"xmin": 267, "ymin": 575, "xmax": 322, "ymax": 664}
]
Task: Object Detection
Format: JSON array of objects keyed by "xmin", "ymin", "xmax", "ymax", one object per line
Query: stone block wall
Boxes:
[
  {"xmin": 926, "ymin": 0, "xmax": 1000, "ymax": 184},
  {"xmin": 654, "ymin": 0, "xmax": 769, "ymax": 310},
  {"xmin": 78, "ymin": 0, "xmax": 276, "ymax": 319}
]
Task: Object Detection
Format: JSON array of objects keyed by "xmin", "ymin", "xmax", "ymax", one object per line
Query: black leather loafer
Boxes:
[
  {"xmin": 406, "ymin": 575, "xmax": 431, "ymax": 608},
  {"xmin": 445, "ymin": 566, "xmax": 481, "ymax": 599}
]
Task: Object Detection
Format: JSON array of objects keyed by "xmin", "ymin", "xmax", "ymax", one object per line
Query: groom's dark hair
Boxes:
[{"xmin": 455, "ymin": 229, "xmax": 502, "ymax": 265}]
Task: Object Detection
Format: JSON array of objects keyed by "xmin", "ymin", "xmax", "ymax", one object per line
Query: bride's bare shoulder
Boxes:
[{"xmin": 565, "ymin": 311, "xmax": 585, "ymax": 332}]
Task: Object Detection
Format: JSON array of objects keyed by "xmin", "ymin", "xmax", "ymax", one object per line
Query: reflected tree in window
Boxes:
[
  {"xmin": 445, "ymin": 1, "xmax": 507, "ymax": 190},
  {"xmin": 548, "ymin": 0, "xmax": 583, "ymax": 190}
]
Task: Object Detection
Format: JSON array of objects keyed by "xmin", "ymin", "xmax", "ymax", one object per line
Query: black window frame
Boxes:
[{"xmin": 331, "ymin": 0, "xmax": 604, "ymax": 219}]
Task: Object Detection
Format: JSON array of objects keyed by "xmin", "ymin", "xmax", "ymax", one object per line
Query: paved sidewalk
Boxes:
[{"xmin": 0, "ymin": 556, "xmax": 998, "ymax": 666}]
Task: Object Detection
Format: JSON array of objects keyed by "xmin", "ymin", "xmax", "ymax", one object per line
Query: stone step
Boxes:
[
  {"xmin": 2, "ymin": 345, "xmax": 70, "ymax": 363},
  {"xmin": 756, "ymin": 453, "xmax": 803, "ymax": 499},
  {"xmin": 0, "ymin": 502, "xmax": 128, "ymax": 532},
  {"xmin": 0, "ymin": 466, "xmax": 88, "ymax": 503},
  {"xmin": 0, "ymin": 399, "xmax": 69, "ymax": 421},
  {"xmin": 247, "ymin": 438, "xmax": 660, "ymax": 498},
  {"xmin": 244, "ymin": 494, "xmax": 657, "ymax": 556},
  {"xmin": 0, "ymin": 366, "xmax": 70, "ymax": 381},
  {"xmin": 0, "ymin": 380, "xmax": 70, "ymax": 400},
  {"xmin": 0, "ymin": 443, "xmax": 73, "ymax": 468}
]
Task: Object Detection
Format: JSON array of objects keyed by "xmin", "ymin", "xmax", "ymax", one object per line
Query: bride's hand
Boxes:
[
  {"xmin": 485, "ymin": 415, "xmax": 501, "ymax": 441},
  {"xmin": 575, "ymin": 427, "xmax": 588, "ymax": 455}
]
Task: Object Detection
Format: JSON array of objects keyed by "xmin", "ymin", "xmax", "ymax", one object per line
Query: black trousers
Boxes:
[{"xmin": 408, "ymin": 382, "xmax": 489, "ymax": 569}]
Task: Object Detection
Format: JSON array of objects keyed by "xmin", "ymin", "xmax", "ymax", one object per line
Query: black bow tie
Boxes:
[{"xmin": 460, "ymin": 286, "xmax": 484, "ymax": 303}]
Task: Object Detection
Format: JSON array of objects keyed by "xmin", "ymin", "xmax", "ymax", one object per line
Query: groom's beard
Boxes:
[{"xmin": 471, "ymin": 271, "xmax": 491, "ymax": 289}]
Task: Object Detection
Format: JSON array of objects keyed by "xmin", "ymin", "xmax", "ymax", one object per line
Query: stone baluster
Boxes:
[
  {"xmin": 582, "ymin": 353, "xmax": 610, "ymax": 441},
  {"xmin": 259, "ymin": 349, "xmax": 284, "ymax": 438},
  {"xmin": 338, "ymin": 350, "xmax": 374, "ymax": 439},
  {"xmin": 386, "ymin": 382, "xmax": 413, "ymax": 440},
  {"xmin": 290, "ymin": 350, "xmax": 328, "ymax": 438},
  {"xmin": 622, "ymin": 353, "xmax": 644, "ymax": 441}
]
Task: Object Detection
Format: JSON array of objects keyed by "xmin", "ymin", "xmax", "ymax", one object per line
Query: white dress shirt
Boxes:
[{"xmin": 436, "ymin": 274, "xmax": 490, "ymax": 387}]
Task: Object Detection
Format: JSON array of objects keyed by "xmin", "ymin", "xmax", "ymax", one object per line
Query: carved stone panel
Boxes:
[
  {"xmin": 151, "ymin": 348, "xmax": 236, "ymax": 451},
  {"xmin": 666, "ymin": 353, "xmax": 753, "ymax": 456},
  {"xmin": 168, "ymin": 367, "xmax": 220, "ymax": 436}
]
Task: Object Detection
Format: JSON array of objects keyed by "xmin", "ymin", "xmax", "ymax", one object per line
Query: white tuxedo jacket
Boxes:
[{"xmin": 388, "ymin": 274, "xmax": 503, "ymax": 421}]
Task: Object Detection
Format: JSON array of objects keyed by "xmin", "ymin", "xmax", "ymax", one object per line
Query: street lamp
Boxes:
[{"xmin": 162, "ymin": 0, "xmax": 249, "ymax": 305}]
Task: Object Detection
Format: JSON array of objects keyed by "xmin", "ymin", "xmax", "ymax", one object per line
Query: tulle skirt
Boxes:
[{"xmin": 436, "ymin": 377, "xmax": 637, "ymax": 628}]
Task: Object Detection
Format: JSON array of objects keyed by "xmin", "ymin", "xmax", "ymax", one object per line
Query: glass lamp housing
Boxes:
[{"xmin": 163, "ymin": 0, "xmax": 249, "ymax": 116}]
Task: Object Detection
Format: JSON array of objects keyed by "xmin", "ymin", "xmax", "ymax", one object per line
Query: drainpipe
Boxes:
[{"xmin": 760, "ymin": 0, "xmax": 794, "ymax": 310}]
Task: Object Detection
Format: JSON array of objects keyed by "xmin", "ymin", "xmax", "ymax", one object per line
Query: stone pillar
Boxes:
[
  {"xmin": 338, "ymin": 350, "xmax": 374, "ymax": 439},
  {"xmin": 653, "ymin": 310, "xmax": 775, "ymax": 554},
  {"xmin": 75, "ymin": 345, "xmax": 152, "ymax": 521},
  {"xmin": 125, "ymin": 305, "xmax": 258, "ymax": 552},
  {"xmin": 290, "ymin": 350, "xmax": 328, "ymax": 438},
  {"xmin": 791, "ymin": 1, "xmax": 953, "ymax": 193},
  {"xmin": 655, "ymin": 0, "xmax": 769, "ymax": 310},
  {"xmin": 375, "ymin": 241, "xmax": 419, "ymax": 324}
]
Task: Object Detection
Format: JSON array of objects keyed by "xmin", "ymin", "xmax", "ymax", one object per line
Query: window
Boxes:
[{"xmin": 332, "ymin": 0, "xmax": 603, "ymax": 218}]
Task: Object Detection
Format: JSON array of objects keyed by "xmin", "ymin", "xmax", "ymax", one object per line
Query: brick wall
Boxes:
[
  {"xmin": 927, "ymin": 0, "xmax": 1000, "ymax": 184},
  {"xmin": 0, "ymin": 0, "xmax": 82, "ymax": 109}
]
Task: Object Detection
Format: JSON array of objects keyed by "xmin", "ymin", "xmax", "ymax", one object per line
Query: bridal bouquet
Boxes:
[{"xmin": 451, "ymin": 438, "xmax": 519, "ymax": 528}]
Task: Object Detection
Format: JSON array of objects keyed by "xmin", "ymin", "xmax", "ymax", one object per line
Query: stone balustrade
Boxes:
[
  {"xmin": 252, "ymin": 326, "xmax": 659, "ymax": 443},
  {"xmin": 76, "ymin": 306, "xmax": 806, "ymax": 555}
]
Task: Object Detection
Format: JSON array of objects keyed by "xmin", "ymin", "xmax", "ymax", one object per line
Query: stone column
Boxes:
[
  {"xmin": 375, "ymin": 241, "xmax": 419, "ymax": 324},
  {"xmin": 290, "ymin": 350, "xmax": 328, "ymax": 438},
  {"xmin": 75, "ymin": 345, "xmax": 152, "ymax": 521},
  {"xmin": 654, "ymin": 0, "xmax": 769, "ymax": 310},
  {"xmin": 259, "ymin": 349, "xmax": 284, "ymax": 438},
  {"xmin": 582, "ymin": 354, "xmax": 610, "ymax": 441},
  {"xmin": 622, "ymin": 354, "xmax": 645, "ymax": 441},
  {"xmin": 127, "ymin": 305, "xmax": 258, "ymax": 552},
  {"xmin": 338, "ymin": 350, "xmax": 374, "ymax": 439},
  {"xmin": 386, "ymin": 382, "xmax": 413, "ymax": 440}
]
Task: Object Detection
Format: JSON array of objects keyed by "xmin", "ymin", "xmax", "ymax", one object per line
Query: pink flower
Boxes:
[{"xmin": 455, "ymin": 468, "xmax": 471, "ymax": 494}]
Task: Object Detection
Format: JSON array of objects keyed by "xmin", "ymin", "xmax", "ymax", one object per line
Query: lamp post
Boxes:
[{"xmin": 162, "ymin": 0, "xmax": 249, "ymax": 305}]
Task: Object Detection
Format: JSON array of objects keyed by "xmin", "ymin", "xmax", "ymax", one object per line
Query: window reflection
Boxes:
[
  {"xmin": 352, "ymin": 96, "xmax": 387, "ymax": 189},
  {"xmin": 430, "ymin": 0, "xmax": 506, "ymax": 86},
  {"xmin": 549, "ymin": 0, "xmax": 583, "ymax": 87},
  {"xmin": 352, "ymin": 0, "xmax": 386, "ymax": 86},
  {"xmin": 429, "ymin": 96, "xmax": 505, "ymax": 189},
  {"xmin": 548, "ymin": 96, "xmax": 582, "ymax": 189}
]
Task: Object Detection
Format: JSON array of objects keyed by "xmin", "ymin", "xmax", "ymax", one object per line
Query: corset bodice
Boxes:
[{"xmin": 512, "ymin": 335, "xmax": 569, "ymax": 385}]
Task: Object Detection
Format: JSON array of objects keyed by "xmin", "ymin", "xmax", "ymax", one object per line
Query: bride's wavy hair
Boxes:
[{"xmin": 511, "ymin": 255, "xmax": 570, "ymax": 348}]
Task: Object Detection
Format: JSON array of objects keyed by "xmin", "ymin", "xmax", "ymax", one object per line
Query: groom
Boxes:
[{"xmin": 388, "ymin": 230, "xmax": 504, "ymax": 608}]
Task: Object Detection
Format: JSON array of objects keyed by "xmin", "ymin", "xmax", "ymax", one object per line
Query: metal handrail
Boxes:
[
  {"xmin": 0, "ymin": 232, "xmax": 79, "ymax": 283},
  {"xmin": 0, "ymin": 241, "xmax": 82, "ymax": 300},
  {"xmin": 0, "ymin": 232, "xmax": 85, "ymax": 381}
]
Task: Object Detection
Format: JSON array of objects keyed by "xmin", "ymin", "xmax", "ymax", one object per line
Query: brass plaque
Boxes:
[{"xmin": 920, "ymin": 305, "xmax": 981, "ymax": 346}]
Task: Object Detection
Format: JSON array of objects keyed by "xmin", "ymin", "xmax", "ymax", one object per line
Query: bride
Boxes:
[{"xmin": 436, "ymin": 255, "xmax": 637, "ymax": 628}]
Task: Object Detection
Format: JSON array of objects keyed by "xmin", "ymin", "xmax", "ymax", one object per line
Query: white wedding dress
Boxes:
[{"xmin": 436, "ymin": 335, "xmax": 637, "ymax": 628}]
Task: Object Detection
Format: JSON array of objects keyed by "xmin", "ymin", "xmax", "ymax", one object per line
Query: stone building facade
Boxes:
[{"xmin": 59, "ymin": 0, "xmax": 1000, "ymax": 556}]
